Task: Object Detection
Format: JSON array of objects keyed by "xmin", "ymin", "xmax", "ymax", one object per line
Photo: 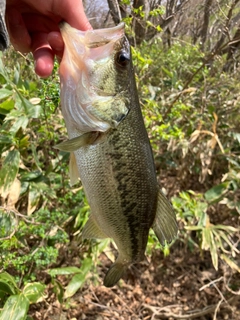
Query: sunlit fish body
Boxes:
[{"xmin": 56, "ymin": 22, "xmax": 178, "ymax": 287}]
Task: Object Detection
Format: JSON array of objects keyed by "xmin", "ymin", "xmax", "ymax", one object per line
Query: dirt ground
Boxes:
[
  {"xmin": 29, "ymin": 242, "xmax": 240, "ymax": 320},
  {"xmin": 28, "ymin": 171, "xmax": 240, "ymax": 320}
]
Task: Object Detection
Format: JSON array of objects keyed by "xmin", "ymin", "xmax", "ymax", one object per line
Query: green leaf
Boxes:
[
  {"xmin": 202, "ymin": 228, "xmax": 211, "ymax": 251},
  {"xmin": 27, "ymin": 184, "xmax": 42, "ymax": 215},
  {"xmin": 0, "ymin": 208, "xmax": 17, "ymax": 238},
  {"xmin": 48, "ymin": 267, "xmax": 82, "ymax": 277},
  {"xmin": 204, "ymin": 183, "xmax": 229, "ymax": 203},
  {"xmin": 9, "ymin": 116, "xmax": 29, "ymax": 134},
  {"xmin": 221, "ymin": 254, "xmax": 240, "ymax": 272},
  {"xmin": 0, "ymin": 273, "xmax": 19, "ymax": 293},
  {"xmin": 209, "ymin": 230, "xmax": 218, "ymax": 270},
  {"xmin": 64, "ymin": 258, "xmax": 92, "ymax": 299},
  {"xmin": 0, "ymin": 57, "xmax": 10, "ymax": 81},
  {"xmin": 0, "ymin": 88, "xmax": 13, "ymax": 100},
  {"xmin": 23, "ymin": 282, "xmax": 46, "ymax": 304},
  {"xmin": 0, "ymin": 134, "xmax": 13, "ymax": 146},
  {"xmin": 0, "ymin": 281, "xmax": 16, "ymax": 296},
  {"xmin": 20, "ymin": 96, "xmax": 41, "ymax": 118},
  {"xmin": 161, "ymin": 66, "xmax": 173, "ymax": 78},
  {"xmin": 13, "ymin": 67, "xmax": 20, "ymax": 85},
  {"xmin": 0, "ymin": 149, "xmax": 20, "ymax": 192},
  {"xmin": 0, "ymin": 99, "xmax": 14, "ymax": 115},
  {"xmin": 80, "ymin": 258, "xmax": 92, "ymax": 275},
  {"xmin": 217, "ymin": 230, "xmax": 239, "ymax": 254},
  {"xmin": 20, "ymin": 171, "xmax": 42, "ymax": 182},
  {"xmin": 30, "ymin": 145, "xmax": 42, "ymax": 170},
  {"xmin": 0, "ymin": 294, "xmax": 29, "ymax": 320},
  {"xmin": 215, "ymin": 224, "xmax": 238, "ymax": 233},
  {"xmin": 28, "ymin": 104, "xmax": 41, "ymax": 119},
  {"xmin": 19, "ymin": 135, "xmax": 30, "ymax": 149},
  {"xmin": 64, "ymin": 274, "xmax": 86, "ymax": 299},
  {"xmin": 52, "ymin": 279, "xmax": 64, "ymax": 303}
]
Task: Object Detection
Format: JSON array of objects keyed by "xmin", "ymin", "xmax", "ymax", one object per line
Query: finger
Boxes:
[
  {"xmin": 56, "ymin": 0, "xmax": 92, "ymax": 31},
  {"xmin": 6, "ymin": 8, "xmax": 31, "ymax": 53},
  {"xmin": 47, "ymin": 31, "xmax": 63, "ymax": 63},
  {"xmin": 22, "ymin": 13, "xmax": 59, "ymax": 33},
  {"xmin": 32, "ymin": 32, "xmax": 54, "ymax": 78},
  {"xmin": 47, "ymin": 31, "xmax": 64, "ymax": 52}
]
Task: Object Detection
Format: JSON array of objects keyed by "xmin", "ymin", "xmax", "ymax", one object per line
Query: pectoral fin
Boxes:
[
  {"xmin": 152, "ymin": 189, "xmax": 178, "ymax": 244},
  {"xmin": 82, "ymin": 214, "xmax": 108, "ymax": 240},
  {"xmin": 54, "ymin": 131, "xmax": 99, "ymax": 152}
]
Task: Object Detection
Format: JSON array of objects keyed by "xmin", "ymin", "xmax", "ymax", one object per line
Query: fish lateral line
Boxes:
[{"xmin": 53, "ymin": 131, "xmax": 103, "ymax": 152}]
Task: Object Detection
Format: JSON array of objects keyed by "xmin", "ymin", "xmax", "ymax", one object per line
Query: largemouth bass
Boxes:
[{"xmin": 56, "ymin": 22, "xmax": 178, "ymax": 287}]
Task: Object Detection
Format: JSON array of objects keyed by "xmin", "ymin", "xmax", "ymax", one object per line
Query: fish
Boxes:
[{"xmin": 56, "ymin": 22, "xmax": 178, "ymax": 287}]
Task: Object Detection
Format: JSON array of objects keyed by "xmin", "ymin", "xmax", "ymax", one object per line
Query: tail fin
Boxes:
[
  {"xmin": 152, "ymin": 189, "xmax": 178, "ymax": 244},
  {"xmin": 103, "ymin": 261, "xmax": 127, "ymax": 287}
]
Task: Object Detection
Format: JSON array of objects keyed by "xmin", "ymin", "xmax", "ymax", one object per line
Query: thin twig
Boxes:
[
  {"xmin": 143, "ymin": 296, "xmax": 236, "ymax": 319},
  {"xmin": 213, "ymin": 298, "xmax": 224, "ymax": 320},
  {"xmin": 199, "ymin": 276, "xmax": 223, "ymax": 291}
]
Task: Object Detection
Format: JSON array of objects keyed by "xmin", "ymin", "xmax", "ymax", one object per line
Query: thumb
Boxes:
[{"xmin": 57, "ymin": 0, "xmax": 92, "ymax": 31}]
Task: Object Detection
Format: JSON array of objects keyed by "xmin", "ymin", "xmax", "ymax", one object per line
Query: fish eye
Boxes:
[{"xmin": 115, "ymin": 50, "xmax": 130, "ymax": 67}]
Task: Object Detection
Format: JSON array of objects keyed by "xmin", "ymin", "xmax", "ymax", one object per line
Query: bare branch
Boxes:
[
  {"xmin": 200, "ymin": 0, "xmax": 213, "ymax": 49},
  {"xmin": 107, "ymin": 0, "xmax": 122, "ymax": 24}
]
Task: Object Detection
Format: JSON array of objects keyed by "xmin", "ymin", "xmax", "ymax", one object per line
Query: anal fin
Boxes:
[
  {"xmin": 82, "ymin": 214, "xmax": 108, "ymax": 240},
  {"xmin": 152, "ymin": 189, "xmax": 178, "ymax": 245}
]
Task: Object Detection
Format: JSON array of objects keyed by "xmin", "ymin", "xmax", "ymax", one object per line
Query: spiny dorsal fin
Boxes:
[{"xmin": 152, "ymin": 189, "xmax": 178, "ymax": 245}]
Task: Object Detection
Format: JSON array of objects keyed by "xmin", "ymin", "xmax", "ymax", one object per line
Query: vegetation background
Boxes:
[{"xmin": 0, "ymin": 0, "xmax": 239, "ymax": 319}]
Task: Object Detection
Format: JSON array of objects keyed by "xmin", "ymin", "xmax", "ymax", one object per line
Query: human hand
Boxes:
[{"xmin": 6, "ymin": 0, "xmax": 92, "ymax": 77}]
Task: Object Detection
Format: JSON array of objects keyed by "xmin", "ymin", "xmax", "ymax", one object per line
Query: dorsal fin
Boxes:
[{"xmin": 152, "ymin": 189, "xmax": 178, "ymax": 244}]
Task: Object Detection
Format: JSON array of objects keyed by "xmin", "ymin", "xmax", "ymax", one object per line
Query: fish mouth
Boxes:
[
  {"xmin": 59, "ymin": 21, "xmax": 129, "ymax": 132},
  {"xmin": 59, "ymin": 21, "xmax": 125, "ymax": 48}
]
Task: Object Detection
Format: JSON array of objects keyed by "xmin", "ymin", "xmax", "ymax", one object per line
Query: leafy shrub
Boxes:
[
  {"xmin": 132, "ymin": 30, "xmax": 240, "ymax": 273},
  {"xmin": 0, "ymin": 51, "xmax": 92, "ymax": 316},
  {"xmin": 1, "ymin": 5, "xmax": 240, "ymax": 315}
]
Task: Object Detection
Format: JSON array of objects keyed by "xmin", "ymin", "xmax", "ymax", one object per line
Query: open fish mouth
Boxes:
[{"xmin": 59, "ymin": 22, "xmax": 131, "ymax": 133}]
